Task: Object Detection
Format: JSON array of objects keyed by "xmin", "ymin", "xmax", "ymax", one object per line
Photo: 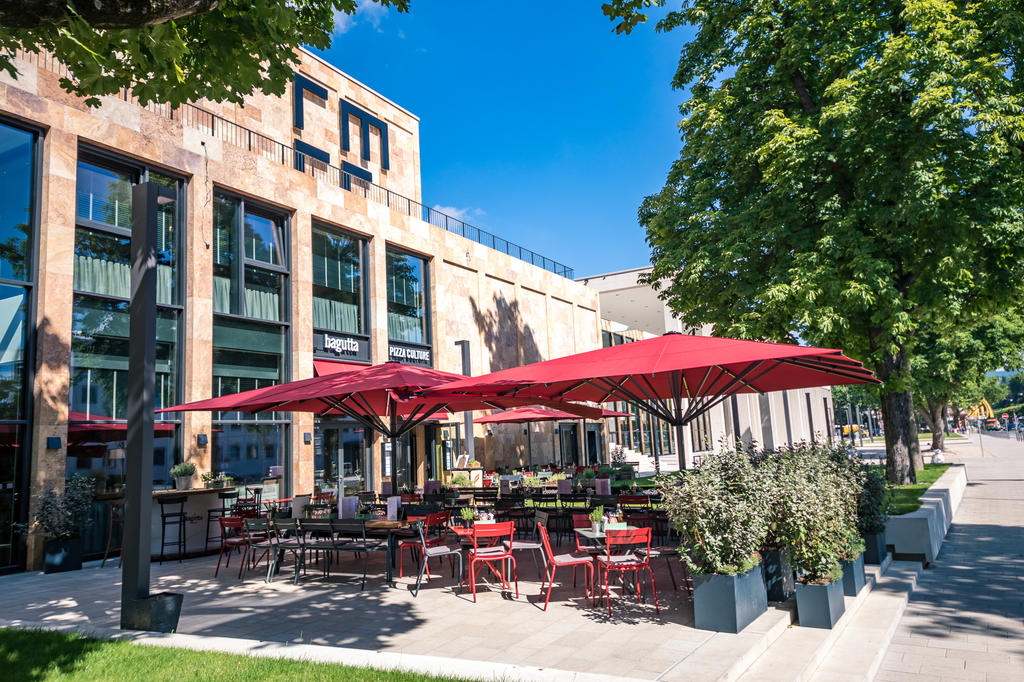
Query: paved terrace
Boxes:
[{"xmin": 0, "ymin": 535, "xmax": 793, "ymax": 680}]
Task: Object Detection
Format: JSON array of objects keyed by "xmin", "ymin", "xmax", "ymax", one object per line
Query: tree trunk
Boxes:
[
  {"xmin": 926, "ymin": 397, "xmax": 945, "ymax": 452},
  {"xmin": 877, "ymin": 351, "xmax": 919, "ymax": 485}
]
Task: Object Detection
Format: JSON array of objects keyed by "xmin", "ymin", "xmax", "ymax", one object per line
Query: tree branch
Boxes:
[{"xmin": 0, "ymin": 0, "xmax": 221, "ymax": 29}]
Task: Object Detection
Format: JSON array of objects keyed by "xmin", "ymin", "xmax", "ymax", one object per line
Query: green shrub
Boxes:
[
  {"xmin": 579, "ymin": 469, "xmax": 596, "ymax": 480},
  {"xmin": 857, "ymin": 466, "xmax": 892, "ymax": 536},
  {"xmin": 24, "ymin": 475, "xmax": 96, "ymax": 539},
  {"xmin": 619, "ymin": 463, "xmax": 634, "ymax": 477},
  {"xmin": 597, "ymin": 465, "xmax": 614, "ymax": 478},
  {"xmin": 766, "ymin": 442, "xmax": 861, "ymax": 584},
  {"xmin": 169, "ymin": 462, "xmax": 196, "ymax": 478},
  {"xmin": 661, "ymin": 450, "xmax": 769, "ymax": 576},
  {"xmin": 450, "ymin": 473, "xmax": 471, "ymax": 487},
  {"xmin": 589, "ymin": 506, "xmax": 604, "ymax": 523}
]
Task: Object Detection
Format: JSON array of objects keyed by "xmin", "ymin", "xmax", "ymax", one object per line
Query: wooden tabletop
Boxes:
[{"xmin": 364, "ymin": 519, "xmax": 410, "ymax": 530}]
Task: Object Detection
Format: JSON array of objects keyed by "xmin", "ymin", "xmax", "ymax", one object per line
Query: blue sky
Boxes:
[{"xmin": 311, "ymin": 2, "xmax": 691, "ymax": 278}]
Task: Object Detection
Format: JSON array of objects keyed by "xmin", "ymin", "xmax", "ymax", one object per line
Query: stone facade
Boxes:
[{"xmin": 0, "ymin": 49, "xmax": 599, "ymax": 568}]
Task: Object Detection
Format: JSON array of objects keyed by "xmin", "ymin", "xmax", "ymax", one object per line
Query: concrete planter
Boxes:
[
  {"xmin": 839, "ymin": 553, "xmax": 866, "ymax": 597},
  {"xmin": 121, "ymin": 592, "xmax": 183, "ymax": 633},
  {"xmin": 762, "ymin": 549, "xmax": 796, "ymax": 602},
  {"xmin": 886, "ymin": 464, "xmax": 967, "ymax": 564},
  {"xmin": 693, "ymin": 563, "xmax": 768, "ymax": 634},
  {"xmin": 795, "ymin": 579, "xmax": 845, "ymax": 629},
  {"xmin": 862, "ymin": 532, "xmax": 886, "ymax": 564}
]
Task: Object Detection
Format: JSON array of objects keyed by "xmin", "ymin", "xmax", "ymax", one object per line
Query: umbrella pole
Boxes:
[
  {"xmin": 527, "ymin": 426, "xmax": 532, "ymax": 469},
  {"xmin": 675, "ymin": 422, "xmax": 687, "ymax": 470}
]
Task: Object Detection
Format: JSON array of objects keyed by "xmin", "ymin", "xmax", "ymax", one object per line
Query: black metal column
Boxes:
[
  {"xmin": 121, "ymin": 182, "xmax": 159, "ymax": 629},
  {"xmin": 455, "ymin": 340, "xmax": 475, "ymax": 462}
]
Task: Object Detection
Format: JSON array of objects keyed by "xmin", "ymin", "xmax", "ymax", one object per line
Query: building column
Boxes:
[{"xmin": 27, "ymin": 129, "xmax": 77, "ymax": 569}]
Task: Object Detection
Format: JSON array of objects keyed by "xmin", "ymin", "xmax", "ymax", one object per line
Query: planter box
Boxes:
[
  {"xmin": 886, "ymin": 464, "xmax": 967, "ymax": 564},
  {"xmin": 43, "ymin": 537, "xmax": 83, "ymax": 574},
  {"xmin": 693, "ymin": 563, "xmax": 768, "ymax": 634},
  {"xmin": 795, "ymin": 579, "xmax": 845, "ymax": 629},
  {"xmin": 840, "ymin": 553, "xmax": 866, "ymax": 597},
  {"xmin": 762, "ymin": 549, "xmax": 795, "ymax": 602},
  {"xmin": 862, "ymin": 532, "xmax": 886, "ymax": 564}
]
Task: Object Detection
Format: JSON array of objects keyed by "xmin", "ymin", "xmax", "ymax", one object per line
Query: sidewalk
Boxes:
[{"xmin": 877, "ymin": 432, "xmax": 1024, "ymax": 681}]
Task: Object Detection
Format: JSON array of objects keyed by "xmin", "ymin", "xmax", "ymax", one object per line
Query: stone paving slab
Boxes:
[
  {"xmin": 0, "ymin": 540, "xmax": 788, "ymax": 681},
  {"xmin": 875, "ymin": 432, "xmax": 1024, "ymax": 682}
]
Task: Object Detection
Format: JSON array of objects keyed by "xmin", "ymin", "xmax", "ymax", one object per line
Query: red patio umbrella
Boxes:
[
  {"xmin": 427, "ymin": 333, "xmax": 877, "ymax": 468},
  {"xmin": 476, "ymin": 406, "xmax": 630, "ymax": 467},
  {"xmin": 160, "ymin": 362, "xmax": 602, "ymax": 484}
]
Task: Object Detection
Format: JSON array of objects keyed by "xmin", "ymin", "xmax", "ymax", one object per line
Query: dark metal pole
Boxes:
[
  {"xmin": 121, "ymin": 183, "xmax": 158, "ymax": 630},
  {"xmin": 454, "ymin": 340, "xmax": 475, "ymax": 463}
]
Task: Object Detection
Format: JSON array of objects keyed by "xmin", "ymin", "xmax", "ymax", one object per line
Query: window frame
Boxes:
[
  {"xmin": 213, "ymin": 189, "xmax": 291, "ymax": 325},
  {"xmin": 384, "ymin": 245, "xmax": 431, "ymax": 346},
  {"xmin": 311, "ymin": 221, "xmax": 369, "ymax": 337}
]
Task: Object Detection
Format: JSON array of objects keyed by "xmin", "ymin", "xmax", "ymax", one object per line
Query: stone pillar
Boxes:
[
  {"xmin": 290, "ymin": 209, "xmax": 315, "ymax": 496},
  {"xmin": 27, "ymin": 129, "xmax": 77, "ymax": 569}
]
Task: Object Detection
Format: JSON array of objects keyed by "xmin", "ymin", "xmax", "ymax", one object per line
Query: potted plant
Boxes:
[
  {"xmin": 774, "ymin": 445, "xmax": 860, "ymax": 629},
  {"xmin": 589, "ymin": 505, "xmax": 604, "ymax": 532},
  {"xmin": 858, "ymin": 467, "xmax": 891, "ymax": 564},
  {"xmin": 662, "ymin": 450, "xmax": 770, "ymax": 634},
  {"xmin": 21, "ymin": 474, "xmax": 96, "ymax": 573},
  {"xmin": 459, "ymin": 506, "xmax": 475, "ymax": 528},
  {"xmin": 450, "ymin": 473, "xmax": 471, "ymax": 488},
  {"xmin": 170, "ymin": 462, "xmax": 196, "ymax": 490},
  {"xmin": 839, "ymin": 531, "xmax": 867, "ymax": 597}
]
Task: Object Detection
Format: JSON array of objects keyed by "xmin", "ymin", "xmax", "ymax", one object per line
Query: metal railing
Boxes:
[{"xmin": 16, "ymin": 50, "xmax": 575, "ymax": 278}]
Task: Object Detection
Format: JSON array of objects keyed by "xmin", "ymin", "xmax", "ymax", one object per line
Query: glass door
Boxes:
[
  {"xmin": 559, "ymin": 423, "xmax": 580, "ymax": 466},
  {"xmin": 315, "ymin": 420, "xmax": 368, "ymax": 495},
  {"xmin": 0, "ymin": 424, "xmax": 24, "ymax": 571}
]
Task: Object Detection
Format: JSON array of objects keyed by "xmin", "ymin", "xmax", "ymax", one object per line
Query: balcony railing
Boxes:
[{"xmin": 16, "ymin": 50, "xmax": 575, "ymax": 279}]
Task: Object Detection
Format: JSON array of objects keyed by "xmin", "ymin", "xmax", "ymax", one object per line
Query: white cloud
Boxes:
[
  {"xmin": 332, "ymin": 10, "xmax": 355, "ymax": 35},
  {"xmin": 433, "ymin": 205, "xmax": 486, "ymax": 223},
  {"xmin": 333, "ymin": 2, "xmax": 390, "ymax": 35}
]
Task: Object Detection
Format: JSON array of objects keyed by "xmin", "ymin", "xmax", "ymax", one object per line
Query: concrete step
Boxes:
[
  {"xmin": 736, "ymin": 556, "xmax": 920, "ymax": 682},
  {"xmin": 808, "ymin": 561, "xmax": 921, "ymax": 682}
]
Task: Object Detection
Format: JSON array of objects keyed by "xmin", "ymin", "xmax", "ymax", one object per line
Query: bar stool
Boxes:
[
  {"xmin": 205, "ymin": 490, "xmax": 239, "ymax": 551},
  {"xmin": 245, "ymin": 486, "xmax": 263, "ymax": 508},
  {"xmin": 101, "ymin": 500, "xmax": 125, "ymax": 568},
  {"xmin": 157, "ymin": 495, "xmax": 188, "ymax": 564}
]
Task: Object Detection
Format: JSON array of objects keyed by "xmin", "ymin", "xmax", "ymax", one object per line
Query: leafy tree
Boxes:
[
  {"xmin": 605, "ymin": 0, "xmax": 1024, "ymax": 484},
  {"xmin": 910, "ymin": 312, "xmax": 1024, "ymax": 450},
  {"xmin": 0, "ymin": 1, "xmax": 410, "ymax": 107}
]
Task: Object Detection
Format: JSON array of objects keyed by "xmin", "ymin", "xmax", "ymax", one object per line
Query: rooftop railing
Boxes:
[{"xmin": 16, "ymin": 50, "xmax": 575, "ymax": 279}]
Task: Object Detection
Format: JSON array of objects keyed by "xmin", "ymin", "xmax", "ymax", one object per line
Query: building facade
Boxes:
[
  {"xmin": 0, "ymin": 49, "xmax": 601, "ymax": 571},
  {"xmin": 583, "ymin": 268, "xmax": 836, "ymax": 469}
]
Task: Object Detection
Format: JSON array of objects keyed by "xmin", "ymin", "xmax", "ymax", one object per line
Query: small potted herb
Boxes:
[
  {"xmin": 170, "ymin": 462, "xmax": 196, "ymax": 490},
  {"xmin": 459, "ymin": 506, "xmax": 475, "ymax": 528},
  {"xmin": 589, "ymin": 505, "xmax": 604, "ymax": 532}
]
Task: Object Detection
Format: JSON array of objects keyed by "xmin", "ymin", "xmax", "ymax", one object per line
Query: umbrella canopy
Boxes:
[
  {"xmin": 427, "ymin": 333, "xmax": 877, "ymax": 466},
  {"xmin": 475, "ymin": 406, "xmax": 629, "ymax": 424},
  {"xmin": 159, "ymin": 362, "xmax": 602, "ymax": 439}
]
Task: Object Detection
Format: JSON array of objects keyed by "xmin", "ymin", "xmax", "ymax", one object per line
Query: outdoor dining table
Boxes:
[{"xmin": 362, "ymin": 518, "xmax": 411, "ymax": 584}]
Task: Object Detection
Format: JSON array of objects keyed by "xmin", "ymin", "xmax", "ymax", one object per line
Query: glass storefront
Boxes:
[
  {"xmin": 428, "ymin": 423, "xmax": 461, "ymax": 481},
  {"xmin": 0, "ymin": 119, "xmax": 35, "ymax": 571},
  {"xmin": 314, "ymin": 420, "xmax": 369, "ymax": 495},
  {"xmin": 386, "ymin": 249, "xmax": 426, "ymax": 344},
  {"xmin": 69, "ymin": 153, "xmax": 183, "ymax": 496},
  {"xmin": 212, "ymin": 194, "xmax": 290, "ymax": 491}
]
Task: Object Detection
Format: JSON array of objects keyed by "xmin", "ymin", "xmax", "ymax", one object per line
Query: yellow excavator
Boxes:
[{"xmin": 966, "ymin": 399, "xmax": 1000, "ymax": 430}]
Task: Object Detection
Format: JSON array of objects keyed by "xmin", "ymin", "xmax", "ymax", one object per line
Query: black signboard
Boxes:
[
  {"xmin": 388, "ymin": 340, "xmax": 433, "ymax": 367},
  {"xmin": 313, "ymin": 330, "xmax": 371, "ymax": 363}
]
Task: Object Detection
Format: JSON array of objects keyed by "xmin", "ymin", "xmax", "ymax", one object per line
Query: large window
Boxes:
[
  {"xmin": 0, "ymin": 120, "xmax": 36, "ymax": 571},
  {"xmin": 386, "ymin": 249, "xmax": 427, "ymax": 344},
  {"xmin": 212, "ymin": 194, "xmax": 290, "ymax": 488},
  {"xmin": 70, "ymin": 152, "xmax": 183, "ymax": 494},
  {"xmin": 690, "ymin": 411, "xmax": 713, "ymax": 453},
  {"xmin": 312, "ymin": 225, "xmax": 364, "ymax": 334},
  {"xmin": 213, "ymin": 193, "xmax": 288, "ymax": 322}
]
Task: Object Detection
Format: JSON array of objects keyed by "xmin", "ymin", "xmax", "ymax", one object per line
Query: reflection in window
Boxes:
[
  {"xmin": 386, "ymin": 250, "xmax": 426, "ymax": 344},
  {"xmin": 212, "ymin": 317, "xmax": 284, "ymax": 421},
  {"xmin": 214, "ymin": 193, "xmax": 288, "ymax": 322},
  {"xmin": 212, "ymin": 423, "xmax": 284, "ymax": 487},
  {"xmin": 70, "ymin": 296, "xmax": 178, "ymax": 419},
  {"xmin": 76, "ymin": 162, "xmax": 134, "ymax": 229},
  {"xmin": 0, "ymin": 124, "xmax": 34, "ymax": 281},
  {"xmin": 690, "ymin": 411, "xmax": 712, "ymax": 453},
  {"xmin": 0, "ymin": 285, "xmax": 27, "ymax": 420},
  {"xmin": 312, "ymin": 227, "xmax": 362, "ymax": 334}
]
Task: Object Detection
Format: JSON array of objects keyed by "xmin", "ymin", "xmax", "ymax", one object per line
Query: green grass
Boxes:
[
  {"xmin": 0, "ymin": 628, "xmax": 474, "ymax": 681},
  {"xmin": 861, "ymin": 432, "xmax": 965, "ymax": 444},
  {"xmin": 864, "ymin": 463, "xmax": 952, "ymax": 515}
]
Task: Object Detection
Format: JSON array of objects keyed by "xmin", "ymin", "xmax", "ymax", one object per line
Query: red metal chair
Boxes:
[
  {"xmin": 598, "ymin": 526, "xmax": 659, "ymax": 617},
  {"xmin": 537, "ymin": 522, "xmax": 593, "ymax": 611},
  {"xmin": 465, "ymin": 521, "xmax": 517, "ymax": 602},
  {"xmin": 399, "ymin": 510, "xmax": 450, "ymax": 578},
  {"xmin": 215, "ymin": 516, "xmax": 249, "ymax": 578},
  {"xmin": 571, "ymin": 513, "xmax": 602, "ymax": 558}
]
